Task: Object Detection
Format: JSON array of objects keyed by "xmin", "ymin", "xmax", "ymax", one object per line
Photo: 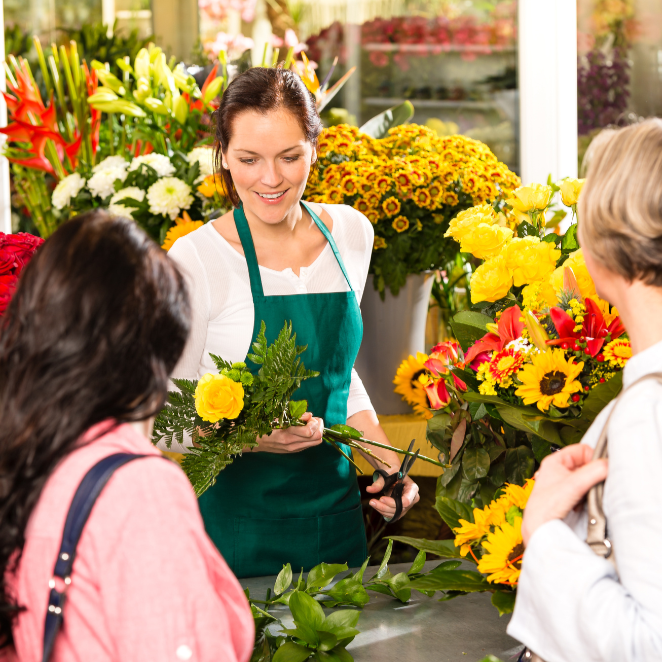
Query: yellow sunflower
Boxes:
[
  {"xmin": 393, "ymin": 352, "xmax": 432, "ymax": 418},
  {"xmin": 498, "ymin": 479, "xmax": 535, "ymax": 510},
  {"xmin": 603, "ymin": 338, "xmax": 631, "ymax": 368},
  {"xmin": 477, "ymin": 518, "xmax": 524, "ymax": 585},
  {"xmin": 373, "ymin": 236, "xmax": 387, "ymax": 249},
  {"xmin": 392, "ymin": 216, "xmax": 409, "ymax": 233},
  {"xmin": 382, "ymin": 196, "xmax": 402, "ymax": 216},
  {"xmin": 515, "ymin": 349, "xmax": 584, "ymax": 411},
  {"xmin": 161, "ymin": 212, "xmax": 204, "ymax": 251},
  {"xmin": 453, "ymin": 507, "xmax": 492, "ymax": 556}
]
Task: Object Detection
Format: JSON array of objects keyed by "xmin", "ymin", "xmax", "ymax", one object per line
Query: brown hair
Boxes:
[
  {"xmin": 579, "ymin": 118, "xmax": 662, "ymax": 286},
  {"xmin": 213, "ymin": 67, "xmax": 323, "ymax": 207}
]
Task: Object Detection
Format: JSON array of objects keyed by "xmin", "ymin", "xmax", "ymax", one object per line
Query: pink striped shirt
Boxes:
[{"xmin": 4, "ymin": 422, "xmax": 254, "ymax": 661}]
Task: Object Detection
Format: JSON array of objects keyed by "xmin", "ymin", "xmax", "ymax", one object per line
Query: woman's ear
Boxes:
[
  {"xmin": 311, "ymin": 148, "xmax": 317, "ymax": 165},
  {"xmin": 221, "ymin": 151, "xmax": 229, "ymax": 169}
]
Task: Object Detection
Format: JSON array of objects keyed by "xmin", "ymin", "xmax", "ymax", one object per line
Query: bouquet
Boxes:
[
  {"xmin": 154, "ymin": 321, "xmax": 445, "ymax": 496},
  {"xmin": 304, "ymin": 124, "xmax": 520, "ymax": 295},
  {"xmin": 0, "ymin": 232, "xmax": 44, "ymax": 316}
]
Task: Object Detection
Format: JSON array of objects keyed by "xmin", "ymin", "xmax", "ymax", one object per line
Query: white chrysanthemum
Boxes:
[
  {"xmin": 88, "ymin": 166, "xmax": 128, "ymax": 199},
  {"xmin": 52, "ymin": 173, "xmax": 86, "ymax": 210},
  {"xmin": 129, "ymin": 153, "xmax": 175, "ymax": 178},
  {"xmin": 108, "ymin": 187, "xmax": 146, "ymax": 218},
  {"xmin": 187, "ymin": 146, "xmax": 215, "ymax": 179},
  {"xmin": 507, "ymin": 338, "xmax": 535, "ymax": 354},
  {"xmin": 93, "ymin": 155, "xmax": 129, "ymax": 173},
  {"xmin": 147, "ymin": 177, "xmax": 193, "ymax": 220}
]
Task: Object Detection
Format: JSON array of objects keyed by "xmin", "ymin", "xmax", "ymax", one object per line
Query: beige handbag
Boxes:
[{"xmin": 521, "ymin": 373, "xmax": 662, "ymax": 662}]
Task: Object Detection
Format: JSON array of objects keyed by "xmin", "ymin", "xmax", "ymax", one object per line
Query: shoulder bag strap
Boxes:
[
  {"xmin": 586, "ymin": 372, "xmax": 662, "ymax": 562},
  {"xmin": 42, "ymin": 453, "xmax": 164, "ymax": 662}
]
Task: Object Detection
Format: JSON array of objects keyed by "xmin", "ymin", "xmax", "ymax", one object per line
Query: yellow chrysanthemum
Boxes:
[
  {"xmin": 504, "ymin": 236, "xmax": 561, "ymax": 287},
  {"xmin": 477, "ymin": 517, "xmax": 524, "ymax": 585},
  {"xmin": 393, "ymin": 352, "xmax": 432, "ymax": 419},
  {"xmin": 445, "ymin": 203, "xmax": 497, "ymax": 241},
  {"xmin": 382, "ymin": 196, "xmax": 402, "ymax": 216},
  {"xmin": 354, "ymin": 198, "xmax": 371, "ymax": 214},
  {"xmin": 161, "ymin": 212, "xmax": 204, "ymax": 251},
  {"xmin": 603, "ymin": 338, "xmax": 632, "ymax": 368},
  {"xmin": 326, "ymin": 187, "xmax": 344, "ymax": 204},
  {"xmin": 373, "ymin": 236, "xmax": 387, "ymax": 249},
  {"xmin": 470, "ymin": 255, "xmax": 513, "ymax": 304},
  {"xmin": 366, "ymin": 210, "xmax": 380, "ymax": 225},
  {"xmin": 392, "ymin": 216, "xmax": 409, "ymax": 233},
  {"xmin": 459, "ymin": 223, "xmax": 513, "ymax": 260},
  {"xmin": 515, "ymin": 349, "xmax": 584, "ymax": 411},
  {"xmin": 340, "ymin": 175, "xmax": 359, "ymax": 195}
]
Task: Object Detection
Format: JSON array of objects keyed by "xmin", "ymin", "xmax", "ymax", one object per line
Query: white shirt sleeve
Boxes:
[{"xmin": 507, "ymin": 386, "xmax": 662, "ymax": 661}]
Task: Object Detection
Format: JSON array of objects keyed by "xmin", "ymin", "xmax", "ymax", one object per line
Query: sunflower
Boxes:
[
  {"xmin": 477, "ymin": 518, "xmax": 524, "ymax": 585},
  {"xmin": 488, "ymin": 347, "xmax": 525, "ymax": 385},
  {"xmin": 603, "ymin": 338, "xmax": 631, "ymax": 368},
  {"xmin": 498, "ymin": 479, "xmax": 535, "ymax": 510},
  {"xmin": 373, "ymin": 236, "xmax": 387, "ymax": 249},
  {"xmin": 515, "ymin": 349, "xmax": 584, "ymax": 411},
  {"xmin": 393, "ymin": 352, "xmax": 432, "ymax": 418},
  {"xmin": 453, "ymin": 507, "xmax": 492, "ymax": 556},
  {"xmin": 326, "ymin": 187, "xmax": 344, "ymax": 204},
  {"xmin": 382, "ymin": 196, "xmax": 402, "ymax": 216},
  {"xmin": 392, "ymin": 216, "xmax": 409, "ymax": 233},
  {"xmin": 161, "ymin": 212, "xmax": 203, "ymax": 251}
]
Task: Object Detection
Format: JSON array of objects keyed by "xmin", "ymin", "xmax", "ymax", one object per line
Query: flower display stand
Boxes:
[{"xmin": 355, "ymin": 272, "xmax": 435, "ymax": 415}]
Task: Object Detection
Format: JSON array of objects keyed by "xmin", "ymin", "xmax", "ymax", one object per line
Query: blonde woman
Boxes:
[{"xmin": 508, "ymin": 119, "xmax": 662, "ymax": 659}]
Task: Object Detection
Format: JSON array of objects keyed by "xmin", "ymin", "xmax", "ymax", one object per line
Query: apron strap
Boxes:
[
  {"xmin": 233, "ymin": 206, "xmax": 265, "ymax": 299},
  {"xmin": 301, "ymin": 201, "xmax": 354, "ymax": 292}
]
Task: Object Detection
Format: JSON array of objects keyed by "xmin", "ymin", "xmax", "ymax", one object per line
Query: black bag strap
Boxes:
[{"xmin": 42, "ymin": 452, "xmax": 163, "ymax": 662}]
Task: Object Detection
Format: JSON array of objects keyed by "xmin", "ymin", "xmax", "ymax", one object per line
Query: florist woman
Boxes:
[
  {"xmin": 509, "ymin": 119, "xmax": 662, "ymax": 659},
  {"xmin": 162, "ymin": 67, "xmax": 420, "ymax": 578}
]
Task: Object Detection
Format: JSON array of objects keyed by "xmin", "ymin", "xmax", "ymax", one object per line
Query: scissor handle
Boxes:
[{"xmin": 371, "ymin": 470, "xmax": 406, "ymax": 523}]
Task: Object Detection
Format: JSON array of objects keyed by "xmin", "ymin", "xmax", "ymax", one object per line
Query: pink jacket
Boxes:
[{"xmin": 4, "ymin": 422, "xmax": 254, "ymax": 662}]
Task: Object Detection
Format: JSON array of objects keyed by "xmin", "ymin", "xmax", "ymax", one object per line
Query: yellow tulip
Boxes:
[
  {"xmin": 506, "ymin": 183, "xmax": 553, "ymax": 213},
  {"xmin": 557, "ymin": 178, "xmax": 585, "ymax": 207}
]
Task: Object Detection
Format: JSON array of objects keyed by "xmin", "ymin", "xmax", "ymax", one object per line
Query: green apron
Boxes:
[{"xmin": 199, "ymin": 202, "xmax": 367, "ymax": 578}]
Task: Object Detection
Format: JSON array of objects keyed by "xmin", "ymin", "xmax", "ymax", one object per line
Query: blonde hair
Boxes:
[{"xmin": 579, "ymin": 118, "xmax": 662, "ymax": 286}]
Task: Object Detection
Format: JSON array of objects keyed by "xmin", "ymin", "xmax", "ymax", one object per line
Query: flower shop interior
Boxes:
[{"xmin": 0, "ymin": 0, "xmax": 660, "ymax": 661}]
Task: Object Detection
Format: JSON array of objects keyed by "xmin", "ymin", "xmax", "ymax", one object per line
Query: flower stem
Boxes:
[{"xmin": 324, "ymin": 437, "xmax": 364, "ymax": 475}]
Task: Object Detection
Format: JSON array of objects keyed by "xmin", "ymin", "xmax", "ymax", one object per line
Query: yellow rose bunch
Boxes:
[
  {"xmin": 459, "ymin": 223, "xmax": 513, "ymax": 260},
  {"xmin": 504, "ymin": 237, "xmax": 561, "ymax": 287},
  {"xmin": 445, "ymin": 203, "xmax": 497, "ymax": 241},
  {"xmin": 469, "ymin": 255, "xmax": 513, "ymax": 303},
  {"xmin": 195, "ymin": 373, "xmax": 245, "ymax": 423}
]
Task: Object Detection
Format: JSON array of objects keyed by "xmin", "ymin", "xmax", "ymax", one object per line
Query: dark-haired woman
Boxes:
[
  {"xmin": 0, "ymin": 212, "xmax": 253, "ymax": 660},
  {"xmin": 163, "ymin": 67, "xmax": 420, "ymax": 578}
]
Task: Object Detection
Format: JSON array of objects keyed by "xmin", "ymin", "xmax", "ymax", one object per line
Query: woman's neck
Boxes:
[
  {"xmin": 612, "ymin": 279, "xmax": 662, "ymax": 355},
  {"xmin": 244, "ymin": 201, "xmax": 304, "ymax": 243}
]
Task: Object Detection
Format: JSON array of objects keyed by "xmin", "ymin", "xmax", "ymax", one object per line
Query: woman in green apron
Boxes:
[{"xmin": 166, "ymin": 67, "xmax": 420, "ymax": 578}]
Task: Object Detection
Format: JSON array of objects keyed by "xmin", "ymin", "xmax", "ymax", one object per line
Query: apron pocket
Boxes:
[
  {"xmin": 318, "ymin": 503, "xmax": 367, "ymax": 569},
  {"xmin": 232, "ymin": 515, "xmax": 320, "ymax": 579}
]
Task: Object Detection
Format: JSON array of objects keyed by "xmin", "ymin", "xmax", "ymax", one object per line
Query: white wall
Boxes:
[{"xmin": 518, "ymin": 0, "xmax": 578, "ymax": 186}]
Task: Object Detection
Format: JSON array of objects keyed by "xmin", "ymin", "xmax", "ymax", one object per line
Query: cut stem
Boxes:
[{"xmin": 325, "ymin": 437, "xmax": 364, "ymax": 475}]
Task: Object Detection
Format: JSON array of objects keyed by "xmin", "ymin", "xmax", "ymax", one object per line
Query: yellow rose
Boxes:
[
  {"xmin": 557, "ymin": 178, "xmax": 585, "ymax": 207},
  {"xmin": 504, "ymin": 237, "xmax": 561, "ymax": 287},
  {"xmin": 445, "ymin": 204, "xmax": 497, "ymax": 241},
  {"xmin": 549, "ymin": 248, "xmax": 596, "ymax": 300},
  {"xmin": 506, "ymin": 183, "xmax": 553, "ymax": 213},
  {"xmin": 459, "ymin": 223, "xmax": 513, "ymax": 259},
  {"xmin": 470, "ymin": 255, "xmax": 513, "ymax": 303},
  {"xmin": 195, "ymin": 373, "xmax": 245, "ymax": 423}
]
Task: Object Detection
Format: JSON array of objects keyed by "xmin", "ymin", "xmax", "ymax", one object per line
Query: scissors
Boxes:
[{"xmin": 372, "ymin": 440, "xmax": 420, "ymax": 523}]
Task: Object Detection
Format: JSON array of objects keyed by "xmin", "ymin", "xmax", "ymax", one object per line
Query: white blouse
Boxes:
[
  {"xmin": 163, "ymin": 202, "xmax": 376, "ymax": 453},
  {"xmin": 508, "ymin": 339, "xmax": 662, "ymax": 661}
]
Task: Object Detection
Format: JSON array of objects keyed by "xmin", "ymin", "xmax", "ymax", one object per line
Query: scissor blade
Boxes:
[{"xmin": 402, "ymin": 448, "xmax": 420, "ymax": 478}]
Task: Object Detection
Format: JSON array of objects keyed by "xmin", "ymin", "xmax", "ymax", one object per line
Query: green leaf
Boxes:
[
  {"xmin": 289, "ymin": 591, "xmax": 325, "ymax": 631},
  {"xmin": 321, "ymin": 609, "xmax": 360, "ymax": 635},
  {"xmin": 450, "ymin": 311, "xmax": 493, "ymax": 352},
  {"xmin": 275, "ymin": 563, "xmax": 293, "ymax": 595},
  {"xmin": 387, "ymin": 536, "xmax": 464, "ymax": 560},
  {"xmin": 517, "ymin": 220, "xmax": 538, "ymax": 238},
  {"xmin": 328, "ymin": 424, "xmax": 362, "ymax": 440},
  {"xmin": 427, "ymin": 411, "xmax": 451, "ymax": 432},
  {"xmin": 434, "ymin": 496, "xmax": 474, "ymax": 530},
  {"xmin": 491, "ymin": 590, "xmax": 517, "ymax": 616},
  {"xmin": 561, "ymin": 223, "xmax": 579, "ymax": 252},
  {"xmin": 273, "ymin": 641, "xmax": 313, "ymax": 662},
  {"xmin": 478, "ymin": 656, "xmax": 505, "ymax": 662},
  {"xmin": 408, "ymin": 569, "xmax": 490, "ymax": 593},
  {"xmin": 542, "ymin": 232, "xmax": 561, "ymax": 244},
  {"xmin": 496, "ymin": 404, "xmax": 562, "ymax": 445},
  {"xmin": 581, "ymin": 372, "xmax": 622, "ymax": 422},
  {"xmin": 408, "ymin": 550, "xmax": 426, "ymax": 575},
  {"xmin": 560, "ymin": 425, "xmax": 585, "ymax": 445},
  {"xmin": 468, "ymin": 402, "xmax": 488, "ymax": 421},
  {"xmin": 462, "ymin": 447, "xmax": 490, "ymax": 481},
  {"xmin": 317, "ymin": 631, "xmax": 338, "ymax": 652},
  {"xmin": 530, "ymin": 436, "xmax": 554, "ymax": 462},
  {"xmin": 289, "ymin": 400, "xmax": 308, "ymax": 421},
  {"xmin": 321, "ymin": 558, "xmax": 370, "ymax": 607},
  {"xmin": 359, "ymin": 100, "xmax": 414, "ymax": 138},
  {"xmin": 307, "ymin": 563, "xmax": 348, "ymax": 591},
  {"xmin": 429, "ymin": 560, "xmax": 462, "ymax": 572},
  {"xmin": 505, "ymin": 446, "xmax": 535, "ymax": 485},
  {"xmin": 374, "ymin": 539, "xmax": 392, "ymax": 579}
]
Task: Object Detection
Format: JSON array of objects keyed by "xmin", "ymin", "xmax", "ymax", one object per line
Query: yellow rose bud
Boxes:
[
  {"xmin": 459, "ymin": 223, "xmax": 513, "ymax": 259},
  {"xmin": 470, "ymin": 255, "xmax": 513, "ymax": 303},
  {"xmin": 195, "ymin": 373, "xmax": 245, "ymax": 423},
  {"xmin": 557, "ymin": 178, "xmax": 585, "ymax": 207},
  {"xmin": 506, "ymin": 183, "xmax": 553, "ymax": 213},
  {"xmin": 445, "ymin": 203, "xmax": 497, "ymax": 241},
  {"xmin": 549, "ymin": 248, "xmax": 596, "ymax": 300},
  {"xmin": 504, "ymin": 236, "xmax": 561, "ymax": 287}
]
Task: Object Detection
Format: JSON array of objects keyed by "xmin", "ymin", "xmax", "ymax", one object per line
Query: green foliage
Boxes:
[
  {"xmin": 152, "ymin": 322, "xmax": 318, "ymax": 496},
  {"xmin": 359, "ymin": 100, "xmax": 414, "ymax": 139},
  {"xmin": 449, "ymin": 310, "xmax": 493, "ymax": 352}
]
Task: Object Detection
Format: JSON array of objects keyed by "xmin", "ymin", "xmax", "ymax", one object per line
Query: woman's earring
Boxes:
[{"xmin": 222, "ymin": 162, "xmax": 229, "ymax": 169}]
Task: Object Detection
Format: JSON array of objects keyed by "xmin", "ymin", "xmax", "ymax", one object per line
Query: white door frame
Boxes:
[{"xmin": 0, "ymin": 0, "xmax": 12, "ymax": 234}]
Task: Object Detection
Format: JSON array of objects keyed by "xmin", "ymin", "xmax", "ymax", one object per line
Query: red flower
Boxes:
[
  {"xmin": 546, "ymin": 298, "xmax": 625, "ymax": 357},
  {"xmin": 424, "ymin": 340, "xmax": 461, "ymax": 376},
  {"xmin": 0, "ymin": 274, "xmax": 18, "ymax": 316},
  {"xmin": 465, "ymin": 305, "xmax": 524, "ymax": 365},
  {"xmin": 424, "ymin": 378, "xmax": 451, "ymax": 410},
  {"xmin": 0, "ymin": 232, "xmax": 44, "ymax": 275}
]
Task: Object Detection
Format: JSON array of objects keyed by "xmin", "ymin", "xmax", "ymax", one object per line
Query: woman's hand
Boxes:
[
  {"xmin": 253, "ymin": 412, "xmax": 324, "ymax": 454},
  {"xmin": 522, "ymin": 444, "xmax": 608, "ymax": 546},
  {"xmin": 366, "ymin": 474, "xmax": 420, "ymax": 521}
]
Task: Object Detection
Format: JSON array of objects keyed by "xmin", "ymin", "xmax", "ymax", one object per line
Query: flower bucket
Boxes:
[{"xmin": 355, "ymin": 272, "xmax": 434, "ymax": 415}]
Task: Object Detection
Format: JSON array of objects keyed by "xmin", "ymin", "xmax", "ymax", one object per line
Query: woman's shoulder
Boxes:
[{"xmin": 311, "ymin": 202, "xmax": 374, "ymax": 249}]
